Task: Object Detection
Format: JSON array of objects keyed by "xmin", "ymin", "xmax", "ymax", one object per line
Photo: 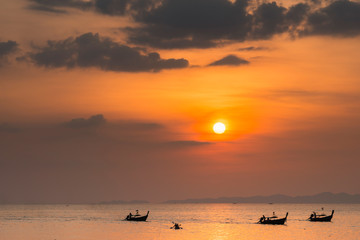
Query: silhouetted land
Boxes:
[
  {"xmin": 165, "ymin": 192, "xmax": 360, "ymax": 204},
  {"xmin": 0, "ymin": 199, "xmax": 149, "ymax": 204},
  {"xmin": 97, "ymin": 200, "xmax": 149, "ymax": 204},
  {"xmin": 2, "ymin": 193, "xmax": 359, "ymax": 204}
]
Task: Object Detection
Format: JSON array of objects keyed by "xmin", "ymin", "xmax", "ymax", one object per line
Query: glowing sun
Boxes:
[{"xmin": 213, "ymin": 122, "xmax": 226, "ymax": 134}]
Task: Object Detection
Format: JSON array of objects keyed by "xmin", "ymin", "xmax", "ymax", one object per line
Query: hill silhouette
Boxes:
[{"xmin": 165, "ymin": 192, "xmax": 360, "ymax": 204}]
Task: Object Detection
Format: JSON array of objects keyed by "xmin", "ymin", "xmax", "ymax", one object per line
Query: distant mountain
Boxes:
[
  {"xmin": 165, "ymin": 192, "xmax": 360, "ymax": 204},
  {"xmin": 98, "ymin": 200, "xmax": 149, "ymax": 204}
]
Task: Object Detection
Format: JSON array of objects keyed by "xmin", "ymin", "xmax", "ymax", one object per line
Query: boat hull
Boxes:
[
  {"xmin": 125, "ymin": 211, "xmax": 149, "ymax": 222},
  {"xmin": 259, "ymin": 218, "xmax": 287, "ymax": 225},
  {"xmin": 309, "ymin": 215, "xmax": 332, "ymax": 222},
  {"xmin": 259, "ymin": 212, "xmax": 288, "ymax": 225},
  {"xmin": 309, "ymin": 210, "xmax": 334, "ymax": 222}
]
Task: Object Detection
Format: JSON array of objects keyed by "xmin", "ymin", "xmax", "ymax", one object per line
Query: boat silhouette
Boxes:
[
  {"xmin": 125, "ymin": 211, "xmax": 149, "ymax": 221},
  {"xmin": 309, "ymin": 210, "xmax": 334, "ymax": 222},
  {"xmin": 258, "ymin": 212, "xmax": 288, "ymax": 225}
]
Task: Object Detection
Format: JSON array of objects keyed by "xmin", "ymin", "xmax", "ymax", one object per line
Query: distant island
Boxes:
[
  {"xmin": 0, "ymin": 199, "xmax": 150, "ymax": 205},
  {"xmin": 165, "ymin": 192, "xmax": 360, "ymax": 204},
  {"xmin": 97, "ymin": 200, "xmax": 149, "ymax": 204},
  {"xmin": 2, "ymin": 193, "xmax": 359, "ymax": 204}
]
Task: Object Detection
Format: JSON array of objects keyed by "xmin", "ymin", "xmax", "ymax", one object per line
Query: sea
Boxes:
[{"xmin": 0, "ymin": 203, "xmax": 359, "ymax": 240}]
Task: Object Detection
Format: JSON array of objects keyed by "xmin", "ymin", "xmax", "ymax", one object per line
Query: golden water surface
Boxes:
[{"xmin": 0, "ymin": 203, "xmax": 359, "ymax": 240}]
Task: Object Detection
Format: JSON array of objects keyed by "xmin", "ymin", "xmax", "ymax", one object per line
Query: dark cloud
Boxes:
[
  {"xmin": 126, "ymin": 0, "xmax": 251, "ymax": 48},
  {"xmin": 137, "ymin": 0, "xmax": 250, "ymax": 33},
  {"xmin": 0, "ymin": 41, "xmax": 18, "ymax": 57},
  {"xmin": 64, "ymin": 114, "xmax": 106, "ymax": 128},
  {"xmin": 238, "ymin": 46, "xmax": 268, "ymax": 51},
  {"xmin": 26, "ymin": 0, "xmax": 360, "ymax": 49},
  {"xmin": 303, "ymin": 0, "xmax": 360, "ymax": 36},
  {"xmin": 208, "ymin": 55, "xmax": 249, "ymax": 66},
  {"xmin": 126, "ymin": 0, "xmax": 359, "ymax": 48},
  {"xmin": 309, "ymin": 0, "xmax": 322, "ymax": 5},
  {"xmin": 27, "ymin": 0, "xmax": 159, "ymax": 15},
  {"xmin": 0, "ymin": 40, "xmax": 18, "ymax": 66},
  {"xmin": 251, "ymin": 2, "xmax": 288, "ymax": 39},
  {"xmin": 27, "ymin": 0, "xmax": 92, "ymax": 13},
  {"xmin": 28, "ymin": 32, "xmax": 189, "ymax": 72},
  {"xmin": 94, "ymin": 0, "xmax": 129, "ymax": 15},
  {"xmin": 94, "ymin": 0, "xmax": 159, "ymax": 15},
  {"xmin": 285, "ymin": 3, "xmax": 310, "ymax": 26},
  {"xmin": 125, "ymin": 26, "xmax": 220, "ymax": 49},
  {"xmin": 27, "ymin": 4, "xmax": 68, "ymax": 13},
  {"xmin": 127, "ymin": 0, "xmax": 159, "ymax": 13},
  {"xmin": 125, "ymin": 0, "xmax": 310, "ymax": 48}
]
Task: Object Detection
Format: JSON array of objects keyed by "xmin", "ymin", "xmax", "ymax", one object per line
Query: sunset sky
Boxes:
[{"xmin": 1, "ymin": 0, "xmax": 360, "ymax": 203}]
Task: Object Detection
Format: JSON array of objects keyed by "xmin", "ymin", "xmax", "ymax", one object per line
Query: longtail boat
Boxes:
[
  {"xmin": 309, "ymin": 210, "xmax": 334, "ymax": 222},
  {"xmin": 258, "ymin": 212, "xmax": 288, "ymax": 225},
  {"xmin": 125, "ymin": 211, "xmax": 149, "ymax": 221}
]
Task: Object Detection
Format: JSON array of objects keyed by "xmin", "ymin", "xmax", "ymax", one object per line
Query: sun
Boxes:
[{"xmin": 213, "ymin": 122, "xmax": 226, "ymax": 134}]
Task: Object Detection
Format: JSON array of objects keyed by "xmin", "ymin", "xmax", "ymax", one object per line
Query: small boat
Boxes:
[
  {"xmin": 170, "ymin": 222, "xmax": 182, "ymax": 230},
  {"xmin": 309, "ymin": 210, "xmax": 334, "ymax": 222},
  {"xmin": 125, "ymin": 211, "xmax": 149, "ymax": 221},
  {"xmin": 258, "ymin": 212, "xmax": 288, "ymax": 225}
]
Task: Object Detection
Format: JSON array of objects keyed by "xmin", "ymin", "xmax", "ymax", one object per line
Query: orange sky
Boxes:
[{"xmin": 1, "ymin": 0, "xmax": 360, "ymax": 203}]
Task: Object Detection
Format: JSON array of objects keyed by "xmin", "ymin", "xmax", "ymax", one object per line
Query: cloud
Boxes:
[
  {"xmin": 28, "ymin": 32, "xmax": 189, "ymax": 72},
  {"xmin": 125, "ymin": 27, "xmax": 220, "ymax": 49},
  {"xmin": 286, "ymin": 2, "xmax": 310, "ymax": 26},
  {"xmin": 302, "ymin": 0, "xmax": 360, "ymax": 36},
  {"xmin": 27, "ymin": 4, "xmax": 69, "ymax": 13},
  {"xmin": 0, "ymin": 40, "xmax": 18, "ymax": 66},
  {"xmin": 0, "ymin": 41, "xmax": 18, "ymax": 57},
  {"xmin": 27, "ymin": 0, "xmax": 92, "ymax": 13},
  {"xmin": 309, "ymin": 0, "xmax": 322, "ymax": 5},
  {"xmin": 94, "ymin": 0, "xmax": 159, "ymax": 15},
  {"xmin": 237, "ymin": 46, "xmax": 268, "ymax": 51},
  {"xmin": 64, "ymin": 114, "xmax": 106, "ymax": 128},
  {"xmin": 208, "ymin": 55, "xmax": 249, "ymax": 66},
  {"xmin": 126, "ymin": 0, "xmax": 251, "ymax": 48},
  {"xmin": 125, "ymin": 0, "xmax": 360, "ymax": 48},
  {"xmin": 125, "ymin": 0, "xmax": 312, "ymax": 48},
  {"xmin": 250, "ymin": 2, "xmax": 288, "ymax": 39},
  {"xmin": 26, "ymin": 0, "xmax": 360, "ymax": 49},
  {"xmin": 27, "ymin": 0, "xmax": 159, "ymax": 15},
  {"xmin": 94, "ymin": 0, "xmax": 129, "ymax": 15}
]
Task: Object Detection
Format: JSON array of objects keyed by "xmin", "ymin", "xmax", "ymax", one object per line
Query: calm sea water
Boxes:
[{"xmin": 0, "ymin": 203, "xmax": 359, "ymax": 240}]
